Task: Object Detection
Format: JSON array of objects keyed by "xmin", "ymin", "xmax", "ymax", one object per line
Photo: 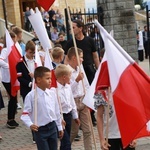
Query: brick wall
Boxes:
[
  {"xmin": 0, "ymin": 0, "xmax": 21, "ymax": 27},
  {"xmin": 97, "ymin": 0, "xmax": 138, "ymax": 60}
]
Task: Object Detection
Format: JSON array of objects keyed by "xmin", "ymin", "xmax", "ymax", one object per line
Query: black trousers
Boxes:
[
  {"xmin": 108, "ymin": 138, "xmax": 135, "ymax": 150},
  {"xmin": 2, "ymin": 82, "xmax": 17, "ymax": 120}
]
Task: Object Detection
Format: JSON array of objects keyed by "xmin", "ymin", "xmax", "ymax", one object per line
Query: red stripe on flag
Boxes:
[
  {"xmin": 113, "ymin": 63, "xmax": 150, "ymax": 147},
  {"xmin": 8, "ymin": 45, "xmax": 22, "ymax": 96},
  {"xmin": 37, "ymin": 0, "xmax": 55, "ymax": 11},
  {"xmin": 50, "ymin": 70, "xmax": 57, "ymax": 88},
  {"xmin": 22, "ymin": 112, "xmax": 29, "ymax": 115}
]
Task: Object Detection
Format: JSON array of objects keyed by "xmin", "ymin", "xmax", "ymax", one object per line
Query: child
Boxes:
[
  {"xmin": 21, "ymin": 66, "xmax": 63, "ymax": 150},
  {"xmin": 67, "ymin": 47, "xmax": 92, "ymax": 150},
  {"xmin": 52, "ymin": 47, "xmax": 64, "ymax": 68},
  {"xmin": 16, "ymin": 40, "xmax": 36, "ymax": 102},
  {"xmin": 94, "ymin": 90, "xmax": 136, "ymax": 150},
  {"xmin": 55, "ymin": 64, "xmax": 80, "ymax": 150},
  {"xmin": 94, "ymin": 49, "xmax": 136, "ymax": 150}
]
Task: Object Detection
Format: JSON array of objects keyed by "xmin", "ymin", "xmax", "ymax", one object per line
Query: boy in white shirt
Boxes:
[
  {"xmin": 67, "ymin": 47, "xmax": 92, "ymax": 150},
  {"xmin": 55, "ymin": 64, "xmax": 80, "ymax": 150},
  {"xmin": 21, "ymin": 66, "xmax": 63, "ymax": 150}
]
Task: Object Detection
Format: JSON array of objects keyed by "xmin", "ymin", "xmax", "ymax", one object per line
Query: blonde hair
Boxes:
[
  {"xmin": 67, "ymin": 47, "xmax": 83, "ymax": 60},
  {"xmin": 52, "ymin": 47, "xmax": 64, "ymax": 59},
  {"xmin": 55, "ymin": 64, "xmax": 71, "ymax": 79}
]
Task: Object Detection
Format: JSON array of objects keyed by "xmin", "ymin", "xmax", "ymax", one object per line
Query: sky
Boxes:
[{"xmin": 85, "ymin": 0, "xmax": 97, "ymax": 11}]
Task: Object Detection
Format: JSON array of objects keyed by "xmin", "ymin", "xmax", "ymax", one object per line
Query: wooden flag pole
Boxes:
[
  {"xmin": 106, "ymin": 87, "xmax": 111, "ymax": 144},
  {"xmin": 64, "ymin": 0, "xmax": 97, "ymax": 149},
  {"xmin": 34, "ymin": 87, "xmax": 37, "ymax": 125}
]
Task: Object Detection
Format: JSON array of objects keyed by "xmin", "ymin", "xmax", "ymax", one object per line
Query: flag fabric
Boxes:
[
  {"xmin": 6, "ymin": 29, "xmax": 22, "ymax": 96},
  {"xmin": 44, "ymin": 50, "xmax": 57, "ymax": 88},
  {"xmin": 94, "ymin": 20, "xmax": 150, "ymax": 148},
  {"xmin": 83, "ymin": 53, "xmax": 109, "ymax": 110},
  {"xmin": 37, "ymin": 0, "xmax": 55, "ymax": 11},
  {"xmin": 28, "ymin": 8, "xmax": 52, "ymax": 51}
]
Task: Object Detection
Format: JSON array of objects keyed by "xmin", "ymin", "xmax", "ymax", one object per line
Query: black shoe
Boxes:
[
  {"xmin": 92, "ymin": 121, "xmax": 97, "ymax": 127},
  {"xmin": 74, "ymin": 134, "xmax": 81, "ymax": 141},
  {"xmin": 12, "ymin": 120, "xmax": 19, "ymax": 127},
  {"xmin": 6, "ymin": 120, "xmax": 16, "ymax": 129}
]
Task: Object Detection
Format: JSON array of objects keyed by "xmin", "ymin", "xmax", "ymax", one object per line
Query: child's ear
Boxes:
[{"xmin": 36, "ymin": 77, "xmax": 41, "ymax": 84}]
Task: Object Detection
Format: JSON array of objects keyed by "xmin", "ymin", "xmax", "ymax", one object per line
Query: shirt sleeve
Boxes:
[
  {"xmin": 20, "ymin": 93, "xmax": 34, "ymax": 128},
  {"xmin": 53, "ymin": 90, "xmax": 63, "ymax": 131},
  {"xmin": 70, "ymin": 87, "xmax": 78, "ymax": 119},
  {"xmin": 0, "ymin": 58, "xmax": 9, "ymax": 68}
]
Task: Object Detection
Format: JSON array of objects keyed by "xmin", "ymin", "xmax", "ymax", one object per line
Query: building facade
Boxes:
[
  {"xmin": 97, "ymin": 0, "xmax": 138, "ymax": 60},
  {"xmin": 0, "ymin": 0, "xmax": 85, "ymax": 29}
]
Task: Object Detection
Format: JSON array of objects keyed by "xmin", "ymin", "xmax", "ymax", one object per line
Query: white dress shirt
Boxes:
[
  {"xmin": 21, "ymin": 87, "xmax": 63, "ymax": 131},
  {"xmin": 57, "ymin": 82, "xmax": 78, "ymax": 119},
  {"xmin": 0, "ymin": 48, "xmax": 10, "ymax": 83},
  {"xmin": 24, "ymin": 55, "xmax": 35, "ymax": 74},
  {"xmin": 69, "ymin": 65, "xmax": 89, "ymax": 98}
]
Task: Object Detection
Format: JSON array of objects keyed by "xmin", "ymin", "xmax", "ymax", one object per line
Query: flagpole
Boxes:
[
  {"xmin": 34, "ymin": 87, "xmax": 37, "ymax": 125},
  {"xmin": 64, "ymin": 1, "xmax": 97, "ymax": 149}
]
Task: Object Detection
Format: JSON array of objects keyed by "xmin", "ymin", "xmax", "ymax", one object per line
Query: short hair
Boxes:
[
  {"xmin": 73, "ymin": 20, "xmax": 84, "ymax": 28},
  {"xmin": 67, "ymin": 47, "xmax": 83, "ymax": 60},
  {"xmin": 26, "ymin": 40, "xmax": 35, "ymax": 51},
  {"xmin": 52, "ymin": 47, "xmax": 64, "ymax": 59},
  {"xmin": 12, "ymin": 27, "xmax": 22, "ymax": 35},
  {"xmin": 34, "ymin": 66, "xmax": 50, "ymax": 80},
  {"xmin": 54, "ymin": 44, "xmax": 62, "ymax": 48},
  {"xmin": 3, "ymin": 31, "xmax": 16, "ymax": 48},
  {"xmin": 58, "ymin": 32, "xmax": 65, "ymax": 37},
  {"xmin": 55, "ymin": 64, "xmax": 71, "ymax": 79}
]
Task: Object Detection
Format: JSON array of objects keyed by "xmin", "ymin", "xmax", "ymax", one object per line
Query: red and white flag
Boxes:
[
  {"xmin": 44, "ymin": 50, "xmax": 57, "ymax": 88},
  {"xmin": 94, "ymin": 20, "xmax": 150, "ymax": 148},
  {"xmin": 37, "ymin": 0, "xmax": 55, "ymax": 11},
  {"xmin": 6, "ymin": 29, "xmax": 22, "ymax": 96}
]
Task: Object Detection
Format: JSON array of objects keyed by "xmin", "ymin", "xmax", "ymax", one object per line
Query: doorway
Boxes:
[{"xmin": 19, "ymin": 0, "xmax": 39, "ymax": 29}]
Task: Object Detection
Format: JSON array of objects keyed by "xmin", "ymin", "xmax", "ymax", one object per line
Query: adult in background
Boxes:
[
  {"xmin": 142, "ymin": 25, "xmax": 149, "ymax": 59},
  {"xmin": 64, "ymin": 20, "xmax": 100, "ymax": 126},
  {"xmin": 24, "ymin": 6, "xmax": 31, "ymax": 32}
]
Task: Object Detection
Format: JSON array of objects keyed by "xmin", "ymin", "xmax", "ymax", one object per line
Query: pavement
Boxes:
[{"xmin": 0, "ymin": 59, "xmax": 150, "ymax": 150}]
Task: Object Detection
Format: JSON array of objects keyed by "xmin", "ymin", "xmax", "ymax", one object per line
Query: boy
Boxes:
[
  {"xmin": 67, "ymin": 47, "xmax": 92, "ymax": 150},
  {"xmin": 55, "ymin": 64, "xmax": 80, "ymax": 150},
  {"xmin": 52, "ymin": 47, "xmax": 64, "ymax": 68},
  {"xmin": 21, "ymin": 66, "xmax": 64, "ymax": 150},
  {"xmin": 16, "ymin": 40, "xmax": 35, "ymax": 102}
]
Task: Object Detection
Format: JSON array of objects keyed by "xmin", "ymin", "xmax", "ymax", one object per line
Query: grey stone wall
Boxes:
[{"xmin": 97, "ymin": 0, "xmax": 138, "ymax": 60}]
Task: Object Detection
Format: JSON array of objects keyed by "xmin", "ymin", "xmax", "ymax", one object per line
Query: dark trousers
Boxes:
[
  {"xmin": 60, "ymin": 112, "xmax": 72, "ymax": 150},
  {"xmin": 34, "ymin": 121, "xmax": 58, "ymax": 150},
  {"xmin": 144, "ymin": 41, "xmax": 149, "ymax": 58},
  {"xmin": 138, "ymin": 50, "xmax": 144, "ymax": 61},
  {"xmin": 108, "ymin": 138, "xmax": 135, "ymax": 150},
  {"xmin": 2, "ymin": 82, "xmax": 17, "ymax": 120}
]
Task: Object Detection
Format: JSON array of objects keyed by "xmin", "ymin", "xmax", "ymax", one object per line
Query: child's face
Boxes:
[
  {"xmin": 26, "ymin": 49, "xmax": 35, "ymax": 59},
  {"xmin": 74, "ymin": 52, "xmax": 83, "ymax": 66},
  {"xmin": 37, "ymin": 72, "xmax": 51, "ymax": 90},
  {"xmin": 63, "ymin": 72, "xmax": 71, "ymax": 85}
]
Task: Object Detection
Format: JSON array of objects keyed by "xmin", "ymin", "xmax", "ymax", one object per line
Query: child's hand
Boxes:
[
  {"xmin": 29, "ymin": 73, "xmax": 34, "ymax": 78},
  {"xmin": 30, "ymin": 124, "xmax": 39, "ymax": 132},
  {"xmin": 62, "ymin": 119, "xmax": 66, "ymax": 129},
  {"xmin": 100, "ymin": 139, "xmax": 111, "ymax": 150},
  {"xmin": 129, "ymin": 140, "xmax": 136, "ymax": 148},
  {"xmin": 74, "ymin": 118, "xmax": 80, "ymax": 126},
  {"xmin": 75, "ymin": 72, "xmax": 84, "ymax": 82},
  {"xmin": 59, "ymin": 130, "xmax": 64, "ymax": 139}
]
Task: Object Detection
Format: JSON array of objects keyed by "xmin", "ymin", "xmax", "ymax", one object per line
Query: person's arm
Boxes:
[
  {"xmin": 0, "ymin": 59, "xmax": 9, "ymax": 68},
  {"xmin": 97, "ymin": 105, "xmax": 110, "ymax": 150},
  {"xmin": 92, "ymin": 51, "xmax": 100, "ymax": 69}
]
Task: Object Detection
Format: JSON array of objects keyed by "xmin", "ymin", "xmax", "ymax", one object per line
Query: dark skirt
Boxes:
[{"xmin": 0, "ymin": 90, "xmax": 4, "ymax": 110}]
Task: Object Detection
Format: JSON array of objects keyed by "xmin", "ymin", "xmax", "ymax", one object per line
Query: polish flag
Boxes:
[
  {"xmin": 94, "ymin": 20, "xmax": 150, "ymax": 148},
  {"xmin": 37, "ymin": 0, "xmax": 55, "ymax": 11},
  {"xmin": 44, "ymin": 50, "xmax": 57, "ymax": 88},
  {"xmin": 6, "ymin": 29, "xmax": 22, "ymax": 96}
]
